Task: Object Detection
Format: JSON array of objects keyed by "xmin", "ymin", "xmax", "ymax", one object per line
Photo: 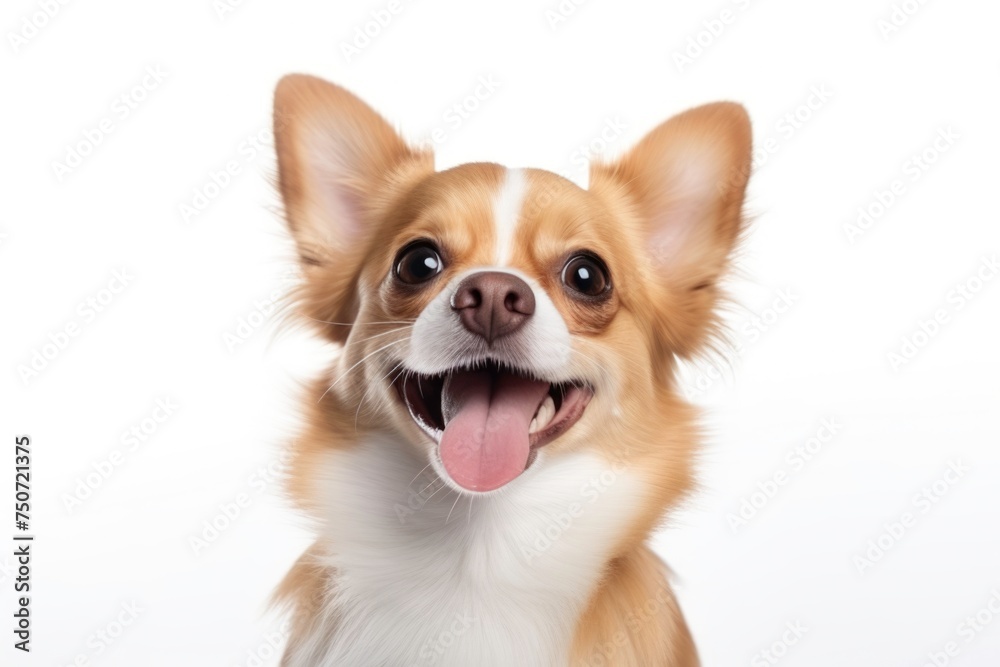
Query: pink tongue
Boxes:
[{"xmin": 439, "ymin": 370, "xmax": 550, "ymax": 492}]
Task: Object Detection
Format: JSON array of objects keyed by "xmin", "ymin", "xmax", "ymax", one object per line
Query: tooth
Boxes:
[
  {"xmin": 534, "ymin": 396, "xmax": 556, "ymax": 432},
  {"xmin": 529, "ymin": 417, "xmax": 539, "ymax": 434}
]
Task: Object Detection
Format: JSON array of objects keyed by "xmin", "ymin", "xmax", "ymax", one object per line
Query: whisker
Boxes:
[
  {"xmin": 421, "ymin": 480, "xmax": 448, "ymax": 505},
  {"xmin": 317, "ymin": 339, "xmax": 407, "ymax": 404},
  {"xmin": 418, "ymin": 474, "xmax": 442, "ymax": 495},
  {"xmin": 407, "ymin": 462, "xmax": 434, "ymax": 489},
  {"xmin": 354, "ymin": 360, "xmax": 403, "ymax": 432},
  {"xmin": 305, "ymin": 316, "xmax": 415, "ymax": 327},
  {"xmin": 348, "ymin": 325, "xmax": 415, "ymax": 346},
  {"xmin": 331, "ymin": 340, "xmax": 407, "ymax": 390},
  {"xmin": 445, "ymin": 492, "xmax": 462, "ymax": 524}
]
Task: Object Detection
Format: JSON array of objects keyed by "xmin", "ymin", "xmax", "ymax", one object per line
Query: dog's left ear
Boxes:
[{"xmin": 590, "ymin": 102, "xmax": 752, "ymax": 359}]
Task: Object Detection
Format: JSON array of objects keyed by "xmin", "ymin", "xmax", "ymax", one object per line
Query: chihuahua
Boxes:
[{"xmin": 270, "ymin": 74, "xmax": 751, "ymax": 666}]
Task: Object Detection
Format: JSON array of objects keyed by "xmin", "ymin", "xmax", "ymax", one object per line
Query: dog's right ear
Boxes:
[{"xmin": 273, "ymin": 74, "xmax": 432, "ymax": 341}]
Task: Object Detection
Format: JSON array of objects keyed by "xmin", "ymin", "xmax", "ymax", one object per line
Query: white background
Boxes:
[{"xmin": 3, "ymin": 0, "xmax": 999, "ymax": 665}]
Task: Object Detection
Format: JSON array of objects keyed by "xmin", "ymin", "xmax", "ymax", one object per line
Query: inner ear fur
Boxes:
[{"xmin": 590, "ymin": 102, "xmax": 752, "ymax": 361}]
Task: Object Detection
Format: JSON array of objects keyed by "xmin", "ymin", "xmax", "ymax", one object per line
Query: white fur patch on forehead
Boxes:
[{"xmin": 492, "ymin": 168, "xmax": 529, "ymax": 265}]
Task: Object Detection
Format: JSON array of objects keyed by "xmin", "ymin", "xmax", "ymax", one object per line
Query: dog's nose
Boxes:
[{"xmin": 452, "ymin": 271, "xmax": 535, "ymax": 344}]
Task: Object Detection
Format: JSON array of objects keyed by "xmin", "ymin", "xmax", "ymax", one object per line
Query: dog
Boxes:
[{"xmin": 269, "ymin": 74, "xmax": 751, "ymax": 666}]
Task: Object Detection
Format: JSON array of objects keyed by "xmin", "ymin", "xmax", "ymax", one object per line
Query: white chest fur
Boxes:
[{"xmin": 291, "ymin": 436, "xmax": 641, "ymax": 667}]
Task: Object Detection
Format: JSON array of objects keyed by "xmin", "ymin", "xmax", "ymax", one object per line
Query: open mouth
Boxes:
[{"xmin": 392, "ymin": 360, "xmax": 593, "ymax": 492}]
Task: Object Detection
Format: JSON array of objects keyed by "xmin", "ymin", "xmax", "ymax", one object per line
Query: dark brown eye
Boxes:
[
  {"xmin": 394, "ymin": 242, "xmax": 443, "ymax": 285},
  {"xmin": 562, "ymin": 254, "xmax": 610, "ymax": 297}
]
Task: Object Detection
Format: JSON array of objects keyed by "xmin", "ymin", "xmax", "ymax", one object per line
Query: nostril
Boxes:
[
  {"xmin": 453, "ymin": 286, "xmax": 482, "ymax": 310},
  {"xmin": 503, "ymin": 287, "xmax": 535, "ymax": 316},
  {"xmin": 503, "ymin": 291, "xmax": 522, "ymax": 313}
]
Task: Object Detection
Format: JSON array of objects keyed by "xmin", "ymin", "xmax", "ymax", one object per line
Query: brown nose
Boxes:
[{"xmin": 452, "ymin": 271, "xmax": 535, "ymax": 344}]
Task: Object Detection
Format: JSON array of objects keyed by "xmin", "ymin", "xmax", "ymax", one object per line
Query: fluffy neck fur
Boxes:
[{"xmin": 282, "ymin": 432, "xmax": 641, "ymax": 667}]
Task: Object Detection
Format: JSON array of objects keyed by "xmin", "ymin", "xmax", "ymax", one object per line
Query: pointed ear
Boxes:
[
  {"xmin": 591, "ymin": 102, "xmax": 752, "ymax": 358},
  {"xmin": 274, "ymin": 74, "xmax": 431, "ymax": 264},
  {"xmin": 273, "ymin": 75, "xmax": 432, "ymax": 339}
]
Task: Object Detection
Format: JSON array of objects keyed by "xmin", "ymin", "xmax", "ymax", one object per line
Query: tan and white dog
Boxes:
[{"xmin": 270, "ymin": 74, "xmax": 751, "ymax": 666}]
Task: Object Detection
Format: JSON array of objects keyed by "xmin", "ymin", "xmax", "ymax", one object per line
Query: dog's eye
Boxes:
[
  {"xmin": 394, "ymin": 242, "xmax": 443, "ymax": 285},
  {"xmin": 562, "ymin": 254, "xmax": 610, "ymax": 298}
]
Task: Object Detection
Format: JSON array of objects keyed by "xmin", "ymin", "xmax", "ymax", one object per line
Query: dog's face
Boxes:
[{"xmin": 274, "ymin": 75, "xmax": 750, "ymax": 495}]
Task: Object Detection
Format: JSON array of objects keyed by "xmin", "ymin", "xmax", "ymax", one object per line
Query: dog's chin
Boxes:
[{"xmin": 391, "ymin": 359, "xmax": 594, "ymax": 494}]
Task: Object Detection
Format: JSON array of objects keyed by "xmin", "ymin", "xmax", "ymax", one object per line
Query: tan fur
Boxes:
[
  {"xmin": 269, "ymin": 74, "xmax": 751, "ymax": 665},
  {"xmin": 571, "ymin": 547, "xmax": 698, "ymax": 667},
  {"xmin": 272, "ymin": 543, "xmax": 335, "ymax": 665}
]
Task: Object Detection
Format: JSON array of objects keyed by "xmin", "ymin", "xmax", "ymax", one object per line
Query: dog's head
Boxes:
[{"xmin": 274, "ymin": 75, "xmax": 750, "ymax": 495}]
